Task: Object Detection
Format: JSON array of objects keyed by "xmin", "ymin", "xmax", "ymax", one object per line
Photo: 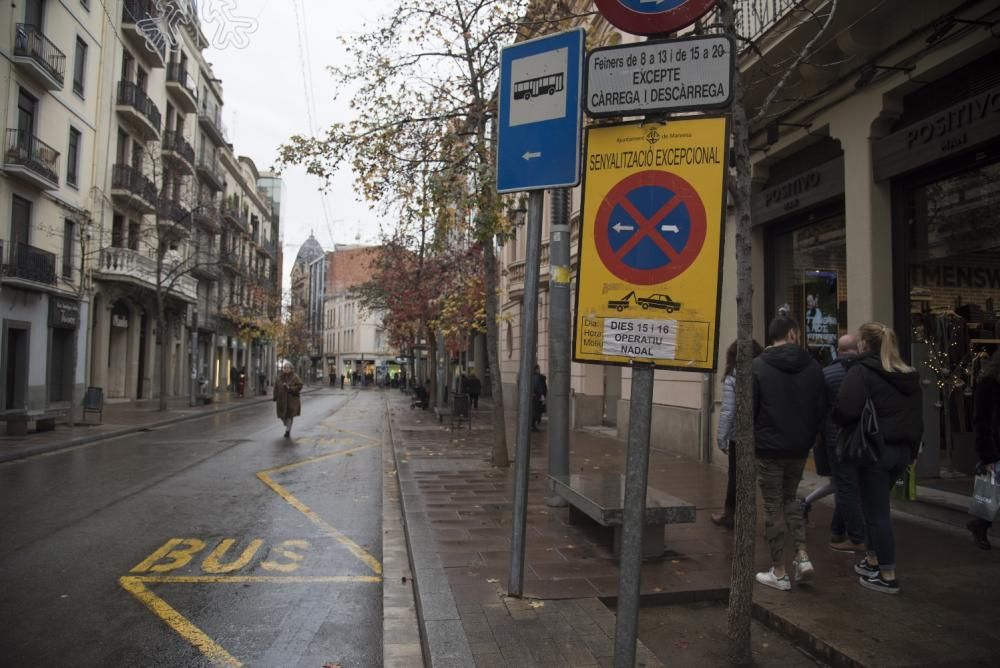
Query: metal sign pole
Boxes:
[
  {"xmin": 508, "ymin": 189, "xmax": 545, "ymax": 597},
  {"xmin": 546, "ymin": 188, "xmax": 571, "ymax": 504},
  {"xmin": 613, "ymin": 362, "xmax": 655, "ymax": 667}
]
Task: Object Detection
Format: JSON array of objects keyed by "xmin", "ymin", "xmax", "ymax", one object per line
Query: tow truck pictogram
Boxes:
[{"xmin": 607, "ymin": 291, "xmax": 682, "ymax": 313}]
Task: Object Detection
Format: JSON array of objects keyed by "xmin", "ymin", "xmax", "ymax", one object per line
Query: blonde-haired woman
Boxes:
[{"xmin": 834, "ymin": 323, "xmax": 923, "ymax": 594}]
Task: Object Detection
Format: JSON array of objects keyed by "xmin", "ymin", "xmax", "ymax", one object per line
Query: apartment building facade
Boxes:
[
  {"xmin": 2, "ymin": 0, "xmax": 281, "ymax": 413},
  {"xmin": 503, "ymin": 0, "xmax": 1000, "ymax": 493},
  {"xmin": 321, "ymin": 245, "xmax": 393, "ymax": 383},
  {"xmin": 1, "ymin": 0, "xmax": 103, "ymax": 411}
]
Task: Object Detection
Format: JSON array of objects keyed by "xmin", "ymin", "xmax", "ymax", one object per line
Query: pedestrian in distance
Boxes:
[
  {"xmin": 531, "ymin": 364, "xmax": 547, "ymax": 432},
  {"xmin": 274, "ymin": 361, "xmax": 303, "ymax": 439},
  {"xmin": 817, "ymin": 334, "xmax": 867, "ymax": 553},
  {"xmin": 834, "ymin": 323, "xmax": 923, "ymax": 595},
  {"xmin": 340, "ymin": 374, "xmax": 345, "ymax": 390},
  {"xmin": 712, "ymin": 338, "xmax": 764, "ymax": 530},
  {"xmin": 467, "ymin": 370, "xmax": 482, "ymax": 410},
  {"xmin": 967, "ymin": 348, "xmax": 1000, "ymax": 550},
  {"xmin": 753, "ymin": 317, "xmax": 827, "ymax": 591}
]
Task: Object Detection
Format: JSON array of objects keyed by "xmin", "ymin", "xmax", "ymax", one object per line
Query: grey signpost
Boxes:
[
  {"xmin": 579, "ymin": 13, "xmax": 732, "ymax": 667},
  {"xmin": 546, "ymin": 187, "xmax": 571, "ymax": 505},
  {"xmin": 498, "ymin": 28, "xmax": 585, "ymax": 598}
]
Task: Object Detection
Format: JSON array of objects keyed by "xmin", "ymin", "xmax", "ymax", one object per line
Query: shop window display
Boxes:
[
  {"xmin": 768, "ymin": 214, "xmax": 847, "ymax": 365},
  {"xmin": 907, "ymin": 161, "xmax": 1000, "ymax": 481}
]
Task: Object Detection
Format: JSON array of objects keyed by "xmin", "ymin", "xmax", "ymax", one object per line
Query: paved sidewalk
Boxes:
[
  {"xmin": 0, "ymin": 386, "xmax": 324, "ymax": 463},
  {"xmin": 388, "ymin": 393, "xmax": 1000, "ymax": 667}
]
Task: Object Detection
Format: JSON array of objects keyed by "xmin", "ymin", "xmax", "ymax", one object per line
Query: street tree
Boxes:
[
  {"xmin": 279, "ymin": 0, "xmax": 585, "ymax": 467},
  {"xmin": 717, "ymin": 1, "xmax": 838, "ymax": 663}
]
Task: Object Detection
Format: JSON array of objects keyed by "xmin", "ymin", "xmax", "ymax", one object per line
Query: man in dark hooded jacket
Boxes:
[{"xmin": 752, "ymin": 317, "xmax": 827, "ymax": 591}]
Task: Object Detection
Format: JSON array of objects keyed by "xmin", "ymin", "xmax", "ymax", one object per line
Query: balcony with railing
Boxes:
[
  {"xmin": 121, "ymin": 0, "xmax": 166, "ymax": 68},
  {"xmin": 198, "ymin": 103, "xmax": 228, "ymax": 146},
  {"xmin": 157, "ymin": 198, "xmax": 192, "ymax": 233},
  {"xmin": 111, "ymin": 164, "xmax": 157, "ymax": 214},
  {"xmin": 12, "ymin": 24, "xmax": 66, "ymax": 90},
  {"xmin": 116, "ymin": 81, "xmax": 161, "ymax": 139},
  {"xmin": 165, "ymin": 63, "xmax": 198, "ymax": 113},
  {"xmin": 1, "ymin": 240, "xmax": 57, "ymax": 288},
  {"xmin": 3, "ymin": 128, "xmax": 60, "ymax": 191},
  {"xmin": 196, "ymin": 148, "xmax": 225, "ymax": 191},
  {"xmin": 220, "ymin": 248, "xmax": 244, "ymax": 274},
  {"xmin": 193, "ymin": 203, "xmax": 220, "ymax": 232},
  {"xmin": 192, "ymin": 247, "xmax": 221, "ymax": 281},
  {"xmin": 256, "ymin": 237, "xmax": 277, "ymax": 258},
  {"xmin": 161, "ymin": 130, "xmax": 195, "ymax": 174},
  {"xmin": 222, "ymin": 202, "xmax": 247, "ymax": 231},
  {"xmin": 95, "ymin": 247, "xmax": 197, "ymax": 302}
]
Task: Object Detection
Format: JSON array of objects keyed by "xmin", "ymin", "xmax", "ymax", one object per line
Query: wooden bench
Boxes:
[
  {"xmin": 1, "ymin": 409, "xmax": 68, "ymax": 436},
  {"xmin": 434, "ymin": 394, "xmax": 472, "ymax": 430},
  {"xmin": 550, "ymin": 473, "xmax": 696, "ymax": 559}
]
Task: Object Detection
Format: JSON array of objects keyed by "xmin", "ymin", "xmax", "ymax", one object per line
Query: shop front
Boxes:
[
  {"xmin": 876, "ymin": 57, "xmax": 1000, "ymax": 494},
  {"xmin": 758, "ymin": 144, "xmax": 848, "ymax": 361}
]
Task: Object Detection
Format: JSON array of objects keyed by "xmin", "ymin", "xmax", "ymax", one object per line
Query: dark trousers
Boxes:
[
  {"xmin": 857, "ymin": 444, "xmax": 911, "ymax": 570},
  {"xmin": 470, "ymin": 393, "xmax": 479, "ymax": 409},
  {"xmin": 826, "ymin": 437, "xmax": 867, "ymax": 543},
  {"xmin": 725, "ymin": 443, "xmax": 736, "ymax": 513}
]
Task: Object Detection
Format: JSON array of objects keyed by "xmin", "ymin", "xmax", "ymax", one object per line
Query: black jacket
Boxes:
[
  {"xmin": 974, "ymin": 375, "xmax": 1000, "ymax": 464},
  {"xmin": 752, "ymin": 344, "xmax": 826, "ymax": 458},
  {"xmin": 833, "ymin": 353, "xmax": 923, "ymax": 456}
]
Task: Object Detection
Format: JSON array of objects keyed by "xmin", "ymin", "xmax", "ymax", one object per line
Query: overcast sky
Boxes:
[{"xmin": 204, "ymin": 0, "xmax": 396, "ymax": 288}]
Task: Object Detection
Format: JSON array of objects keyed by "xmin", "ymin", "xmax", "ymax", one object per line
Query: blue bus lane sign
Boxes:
[{"xmin": 497, "ymin": 28, "xmax": 585, "ymax": 193}]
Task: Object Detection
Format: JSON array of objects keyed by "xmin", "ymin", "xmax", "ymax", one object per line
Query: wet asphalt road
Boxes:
[{"xmin": 0, "ymin": 388, "xmax": 386, "ymax": 667}]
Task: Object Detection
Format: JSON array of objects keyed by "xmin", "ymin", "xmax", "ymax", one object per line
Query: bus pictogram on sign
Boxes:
[
  {"xmin": 594, "ymin": 171, "xmax": 706, "ymax": 285},
  {"xmin": 513, "ymin": 73, "xmax": 565, "ymax": 100}
]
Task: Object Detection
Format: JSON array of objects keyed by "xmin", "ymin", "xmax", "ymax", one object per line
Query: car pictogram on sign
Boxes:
[{"xmin": 638, "ymin": 294, "xmax": 682, "ymax": 313}]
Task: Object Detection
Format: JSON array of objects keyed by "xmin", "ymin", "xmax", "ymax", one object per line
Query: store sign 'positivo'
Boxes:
[
  {"xmin": 874, "ymin": 84, "xmax": 1000, "ymax": 180},
  {"xmin": 751, "ymin": 157, "xmax": 844, "ymax": 225},
  {"xmin": 586, "ymin": 35, "xmax": 734, "ymax": 118}
]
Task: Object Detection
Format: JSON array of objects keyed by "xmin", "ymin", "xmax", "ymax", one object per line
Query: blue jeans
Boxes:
[
  {"xmin": 826, "ymin": 436, "xmax": 866, "ymax": 543},
  {"xmin": 857, "ymin": 444, "xmax": 912, "ymax": 570}
]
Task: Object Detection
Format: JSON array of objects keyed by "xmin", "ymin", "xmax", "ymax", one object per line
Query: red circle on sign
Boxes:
[
  {"xmin": 594, "ymin": 0, "xmax": 716, "ymax": 36},
  {"xmin": 595, "ymin": 170, "xmax": 707, "ymax": 286}
]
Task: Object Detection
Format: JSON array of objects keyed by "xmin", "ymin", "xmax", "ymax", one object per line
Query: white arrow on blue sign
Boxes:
[{"xmin": 496, "ymin": 28, "xmax": 585, "ymax": 194}]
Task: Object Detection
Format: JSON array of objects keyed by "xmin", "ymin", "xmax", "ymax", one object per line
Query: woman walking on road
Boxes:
[
  {"xmin": 274, "ymin": 361, "xmax": 303, "ymax": 438},
  {"xmin": 834, "ymin": 323, "xmax": 923, "ymax": 595}
]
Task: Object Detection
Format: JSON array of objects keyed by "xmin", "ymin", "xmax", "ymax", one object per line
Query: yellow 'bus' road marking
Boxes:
[
  {"xmin": 132, "ymin": 575, "xmax": 382, "ymax": 584},
  {"xmin": 119, "ymin": 576, "xmax": 243, "ymax": 668},
  {"xmin": 263, "ymin": 443, "xmax": 375, "ymax": 475},
  {"xmin": 256, "ymin": 443, "xmax": 382, "ymax": 575}
]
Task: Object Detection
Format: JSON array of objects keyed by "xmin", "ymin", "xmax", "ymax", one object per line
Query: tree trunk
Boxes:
[
  {"xmin": 427, "ymin": 328, "xmax": 438, "ymax": 411},
  {"xmin": 483, "ymin": 239, "xmax": 509, "ymax": 468},
  {"xmin": 724, "ymin": 3, "xmax": 757, "ymax": 663},
  {"xmin": 157, "ymin": 296, "xmax": 170, "ymax": 412}
]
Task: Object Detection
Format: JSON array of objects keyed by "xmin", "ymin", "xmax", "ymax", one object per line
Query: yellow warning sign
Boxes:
[{"xmin": 572, "ymin": 117, "xmax": 728, "ymax": 371}]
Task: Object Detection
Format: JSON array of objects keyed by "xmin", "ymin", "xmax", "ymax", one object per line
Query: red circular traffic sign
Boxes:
[
  {"xmin": 595, "ymin": 170, "xmax": 706, "ymax": 285},
  {"xmin": 594, "ymin": 0, "xmax": 717, "ymax": 36}
]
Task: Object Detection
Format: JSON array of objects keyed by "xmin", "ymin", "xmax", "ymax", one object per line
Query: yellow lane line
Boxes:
[
  {"xmin": 256, "ymin": 470, "xmax": 383, "ymax": 576},
  {"xmin": 132, "ymin": 575, "xmax": 381, "ymax": 584},
  {"xmin": 262, "ymin": 443, "xmax": 375, "ymax": 475},
  {"xmin": 119, "ymin": 576, "xmax": 242, "ymax": 668},
  {"xmin": 331, "ymin": 428, "xmax": 379, "ymax": 443}
]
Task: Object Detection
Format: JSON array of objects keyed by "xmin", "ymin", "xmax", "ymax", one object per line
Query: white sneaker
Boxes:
[
  {"xmin": 794, "ymin": 557, "xmax": 815, "ymax": 583},
  {"xmin": 755, "ymin": 568, "xmax": 791, "ymax": 591}
]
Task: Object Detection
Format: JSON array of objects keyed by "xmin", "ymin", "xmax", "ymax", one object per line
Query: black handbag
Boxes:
[{"xmin": 836, "ymin": 369, "xmax": 883, "ymax": 466}]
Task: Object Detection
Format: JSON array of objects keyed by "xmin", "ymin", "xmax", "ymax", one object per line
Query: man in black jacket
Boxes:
[{"xmin": 753, "ymin": 317, "xmax": 826, "ymax": 591}]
